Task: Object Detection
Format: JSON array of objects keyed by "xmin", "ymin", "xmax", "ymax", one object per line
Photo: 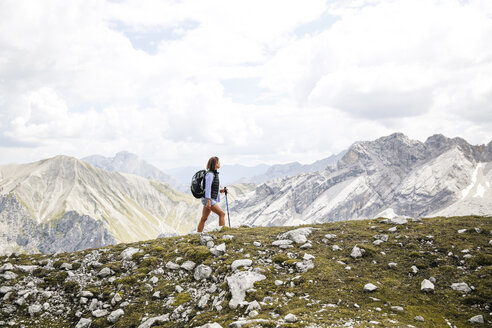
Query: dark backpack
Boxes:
[{"xmin": 191, "ymin": 170, "xmax": 207, "ymax": 198}]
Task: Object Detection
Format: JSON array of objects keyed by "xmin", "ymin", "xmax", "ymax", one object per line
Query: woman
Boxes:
[{"xmin": 197, "ymin": 156, "xmax": 227, "ymax": 232}]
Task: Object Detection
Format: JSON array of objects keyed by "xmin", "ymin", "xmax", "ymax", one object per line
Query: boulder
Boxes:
[
  {"xmin": 226, "ymin": 271, "xmax": 266, "ymax": 309},
  {"xmin": 351, "ymin": 245, "xmax": 364, "ymax": 258},
  {"xmin": 180, "ymin": 261, "xmax": 196, "ymax": 271},
  {"xmin": 364, "ymin": 283, "xmax": 378, "ymax": 292},
  {"xmin": 451, "ymin": 282, "xmax": 471, "ymax": 293},
  {"xmin": 284, "ymin": 313, "xmax": 298, "ymax": 323},
  {"xmin": 138, "ymin": 314, "xmax": 170, "ymax": 328},
  {"xmin": 75, "ymin": 318, "xmax": 92, "ymax": 328},
  {"xmin": 120, "ymin": 247, "xmax": 140, "ymax": 260},
  {"xmin": 421, "ymin": 279, "xmax": 434, "ymax": 293},
  {"xmin": 194, "ymin": 264, "xmax": 212, "ymax": 281},
  {"xmin": 231, "ymin": 259, "xmax": 253, "ymax": 271},
  {"xmin": 469, "ymin": 315, "xmax": 484, "ymax": 324},
  {"xmin": 279, "ymin": 227, "xmax": 317, "ymax": 244},
  {"xmin": 108, "ymin": 309, "xmax": 124, "ymax": 323}
]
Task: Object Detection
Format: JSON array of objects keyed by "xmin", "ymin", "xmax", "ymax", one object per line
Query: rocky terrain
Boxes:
[
  {"xmin": 230, "ymin": 133, "xmax": 492, "ymax": 227},
  {"xmin": 0, "ymin": 215, "xmax": 490, "ymax": 327}
]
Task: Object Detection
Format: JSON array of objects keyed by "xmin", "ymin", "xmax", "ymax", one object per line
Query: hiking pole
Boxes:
[{"xmin": 224, "ymin": 187, "xmax": 231, "ymax": 227}]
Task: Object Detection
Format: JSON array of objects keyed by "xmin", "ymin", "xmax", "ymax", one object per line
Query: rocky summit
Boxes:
[{"xmin": 0, "ymin": 215, "xmax": 490, "ymax": 327}]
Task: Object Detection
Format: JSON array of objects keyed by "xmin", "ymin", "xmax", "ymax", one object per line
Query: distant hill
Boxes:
[
  {"xmin": 82, "ymin": 151, "xmax": 187, "ymax": 192},
  {"xmin": 0, "ymin": 156, "xmax": 201, "ymax": 255}
]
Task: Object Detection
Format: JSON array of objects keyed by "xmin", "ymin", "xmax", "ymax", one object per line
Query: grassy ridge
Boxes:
[{"xmin": 0, "ymin": 216, "xmax": 490, "ymax": 327}]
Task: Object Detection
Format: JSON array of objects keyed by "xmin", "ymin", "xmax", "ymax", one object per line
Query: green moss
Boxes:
[{"xmin": 174, "ymin": 292, "xmax": 191, "ymax": 306}]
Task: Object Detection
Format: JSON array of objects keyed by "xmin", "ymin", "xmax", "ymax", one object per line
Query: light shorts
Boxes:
[{"xmin": 201, "ymin": 198, "xmax": 218, "ymax": 207}]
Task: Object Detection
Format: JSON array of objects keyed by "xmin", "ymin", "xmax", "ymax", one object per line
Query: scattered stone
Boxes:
[
  {"xmin": 388, "ymin": 227, "xmax": 398, "ymax": 232},
  {"xmin": 210, "ymin": 243, "xmax": 226, "ymax": 256},
  {"xmin": 1, "ymin": 271, "xmax": 17, "ymax": 280},
  {"xmin": 332, "ymin": 245, "xmax": 342, "ymax": 251},
  {"xmin": 108, "ymin": 309, "xmax": 124, "ymax": 323},
  {"xmin": 138, "ymin": 314, "xmax": 170, "ymax": 328},
  {"xmin": 152, "ymin": 291, "xmax": 160, "ymax": 298},
  {"xmin": 198, "ymin": 294, "xmax": 210, "ymax": 309},
  {"xmin": 121, "ymin": 247, "xmax": 140, "ymax": 260},
  {"xmin": 180, "ymin": 260, "xmax": 196, "ymax": 271},
  {"xmin": 80, "ymin": 291, "xmax": 94, "ymax": 298},
  {"xmin": 284, "ymin": 313, "xmax": 298, "ymax": 323},
  {"xmin": 272, "ymin": 240, "xmax": 293, "ymax": 247},
  {"xmin": 458, "ymin": 229, "xmax": 467, "ymax": 234},
  {"xmin": 303, "ymin": 253, "xmax": 315, "ymax": 261},
  {"xmin": 414, "ymin": 316, "xmax": 425, "ymax": 322},
  {"xmin": 381, "ymin": 217, "xmax": 408, "ymax": 225},
  {"xmin": 92, "ymin": 309, "xmax": 108, "ymax": 318},
  {"xmin": 469, "ymin": 315, "xmax": 484, "ymax": 324},
  {"xmin": 391, "ymin": 306, "xmax": 404, "ymax": 312},
  {"xmin": 275, "ymin": 280, "xmax": 283, "ymax": 286},
  {"xmin": 296, "ymin": 260, "xmax": 315, "ymax": 272},
  {"xmin": 60, "ymin": 263, "xmax": 72, "ymax": 270},
  {"xmin": 15, "ymin": 265, "xmax": 38, "ymax": 273},
  {"xmin": 351, "ymin": 245, "xmax": 364, "ymax": 258},
  {"xmin": 279, "ymin": 227, "xmax": 317, "ymax": 244},
  {"xmin": 411, "ymin": 266, "xmax": 419, "ymax": 274},
  {"xmin": 227, "ymin": 271, "xmax": 266, "ymax": 309},
  {"xmin": 175, "ymin": 285, "xmax": 184, "ymax": 293},
  {"xmin": 300, "ymin": 242, "xmax": 312, "ymax": 249},
  {"xmin": 149, "ymin": 276, "xmax": 158, "ymax": 284},
  {"xmin": 253, "ymin": 241, "xmax": 261, "ymax": 247},
  {"xmin": 421, "ymin": 279, "xmax": 435, "ymax": 293},
  {"xmin": 373, "ymin": 240, "xmax": 384, "ymax": 246},
  {"xmin": 388, "ymin": 262, "xmax": 398, "ymax": 268},
  {"xmin": 166, "ymin": 261, "xmax": 180, "ymax": 270},
  {"xmin": 364, "ymin": 283, "xmax": 378, "ymax": 292},
  {"xmin": 374, "ymin": 234, "xmax": 389, "ymax": 242},
  {"xmin": 429, "ymin": 276, "xmax": 437, "ymax": 284},
  {"xmin": 198, "ymin": 323, "xmax": 223, "ymax": 328},
  {"xmin": 231, "ymin": 259, "xmax": 253, "ymax": 271},
  {"xmin": 229, "ymin": 319, "xmax": 269, "ymax": 328},
  {"xmin": 28, "ymin": 304, "xmax": 42, "ymax": 316},
  {"xmin": 0, "ymin": 286, "xmax": 13, "ymax": 294},
  {"xmin": 194, "ymin": 264, "xmax": 212, "ymax": 281},
  {"xmin": 0, "ymin": 263, "xmax": 14, "ymax": 272},
  {"xmin": 324, "ymin": 233, "xmax": 337, "ymax": 239},
  {"xmin": 451, "ymin": 282, "xmax": 471, "ymax": 293},
  {"xmin": 97, "ymin": 267, "xmax": 111, "ymax": 277},
  {"xmin": 222, "ymin": 235, "xmax": 234, "ymax": 240},
  {"xmin": 75, "ymin": 318, "xmax": 92, "ymax": 328}
]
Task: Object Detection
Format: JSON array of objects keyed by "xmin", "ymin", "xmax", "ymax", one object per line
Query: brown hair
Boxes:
[{"xmin": 207, "ymin": 156, "xmax": 219, "ymax": 171}]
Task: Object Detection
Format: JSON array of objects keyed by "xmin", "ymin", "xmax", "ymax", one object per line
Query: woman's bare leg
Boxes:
[
  {"xmin": 211, "ymin": 204, "xmax": 226, "ymax": 227},
  {"xmin": 198, "ymin": 206, "xmax": 211, "ymax": 232}
]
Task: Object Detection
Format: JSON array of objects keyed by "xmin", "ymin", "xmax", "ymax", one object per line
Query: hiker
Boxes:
[{"xmin": 197, "ymin": 156, "xmax": 227, "ymax": 232}]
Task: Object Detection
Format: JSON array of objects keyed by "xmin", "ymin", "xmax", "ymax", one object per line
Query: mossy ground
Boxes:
[{"xmin": 0, "ymin": 216, "xmax": 490, "ymax": 327}]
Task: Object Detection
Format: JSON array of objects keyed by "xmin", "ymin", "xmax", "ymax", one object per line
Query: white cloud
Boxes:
[{"xmin": 0, "ymin": 0, "xmax": 491, "ymax": 170}]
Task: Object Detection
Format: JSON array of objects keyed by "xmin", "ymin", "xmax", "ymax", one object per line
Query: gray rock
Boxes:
[
  {"xmin": 388, "ymin": 262, "xmax": 398, "ymax": 268},
  {"xmin": 226, "ymin": 271, "xmax": 266, "ymax": 309},
  {"xmin": 279, "ymin": 227, "xmax": 317, "ymax": 244},
  {"xmin": 296, "ymin": 260, "xmax": 314, "ymax": 273},
  {"xmin": 75, "ymin": 318, "xmax": 92, "ymax": 328},
  {"xmin": 351, "ymin": 245, "xmax": 364, "ymax": 258},
  {"xmin": 228, "ymin": 319, "xmax": 269, "ymax": 328},
  {"xmin": 0, "ymin": 286, "xmax": 13, "ymax": 294},
  {"xmin": 0, "ymin": 263, "xmax": 14, "ymax": 272},
  {"xmin": 98, "ymin": 267, "xmax": 111, "ymax": 277},
  {"xmin": 451, "ymin": 282, "xmax": 471, "ymax": 293},
  {"xmin": 421, "ymin": 279, "xmax": 435, "ymax": 293},
  {"xmin": 1, "ymin": 271, "xmax": 17, "ymax": 280},
  {"xmin": 253, "ymin": 241, "xmax": 261, "ymax": 247},
  {"xmin": 108, "ymin": 309, "xmax": 124, "ymax": 323},
  {"xmin": 391, "ymin": 306, "xmax": 404, "ymax": 312},
  {"xmin": 411, "ymin": 266, "xmax": 419, "ymax": 274},
  {"xmin": 381, "ymin": 217, "xmax": 408, "ymax": 225},
  {"xmin": 210, "ymin": 243, "xmax": 226, "ymax": 256},
  {"xmin": 121, "ymin": 247, "xmax": 140, "ymax": 260},
  {"xmin": 414, "ymin": 316, "xmax": 425, "ymax": 322},
  {"xmin": 180, "ymin": 260, "xmax": 196, "ymax": 271},
  {"xmin": 92, "ymin": 309, "xmax": 108, "ymax": 318},
  {"xmin": 272, "ymin": 240, "xmax": 293, "ymax": 246},
  {"xmin": 374, "ymin": 234, "xmax": 389, "ymax": 242},
  {"xmin": 198, "ymin": 324, "xmax": 223, "ymax": 328},
  {"xmin": 324, "ymin": 233, "xmax": 337, "ymax": 239},
  {"xmin": 111, "ymin": 293, "xmax": 122, "ymax": 306},
  {"xmin": 138, "ymin": 314, "xmax": 170, "ymax": 328},
  {"xmin": 198, "ymin": 294, "xmax": 210, "ymax": 309},
  {"xmin": 60, "ymin": 263, "xmax": 73, "ymax": 270},
  {"xmin": 194, "ymin": 264, "xmax": 212, "ymax": 281},
  {"xmin": 231, "ymin": 259, "xmax": 252, "ymax": 271},
  {"xmin": 80, "ymin": 291, "xmax": 94, "ymax": 298},
  {"xmin": 458, "ymin": 229, "xmax": 467, "ymax": 234},
  {"xmin": 28, "ymin": 304, "xmax": 42, "ymax": 316},
  {"xmin": 469, "ymin": 315, "xmax": 484, "ymax": 324},
  {"xmin": 364, "ymin": 283, "xmax": 378, "ymax": 292},
  {"xmin": 222, "ymin": 235, "xmax": 234, "ymax": 240},
  {"xmin": 166, "ymin": 261, "xmax": 180, "ymax": 270},
  {"xmin": 285, "ymin": 313, "xmax": 298, "ymax": 323},
  {"xmin": 15, "ymin": 265, "xmax": 38, "ymax": 273}
]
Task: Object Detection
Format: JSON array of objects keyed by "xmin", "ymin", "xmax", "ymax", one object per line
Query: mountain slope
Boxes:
[
  {"xmin": 230, "ymin": 133, "xmax": 492, "ymax": 227},
  {"xmin": 0, "ymin": 156, "xmax": 202, "ymax": 254},
  {"xmin": 82, "ymin": 151, "xmax": 187, "ymax": 192},
  {"xmin": 0, "ymin": 216, "xmax": 490, "ymax": 327}
]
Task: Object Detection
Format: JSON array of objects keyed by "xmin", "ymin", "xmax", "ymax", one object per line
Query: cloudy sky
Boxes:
[{"xmin": 1, "ymin": 0, "xmax": 491, "ymax": 170}]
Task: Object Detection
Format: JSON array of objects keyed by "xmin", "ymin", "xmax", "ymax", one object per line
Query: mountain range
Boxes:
[
  {"xmin": 1, "ymin": 132, "xmax": 491, "ymax": 255},
  {"xmin": 229, "ymin": 133, "xmax": 492, "ymax": 227}
]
